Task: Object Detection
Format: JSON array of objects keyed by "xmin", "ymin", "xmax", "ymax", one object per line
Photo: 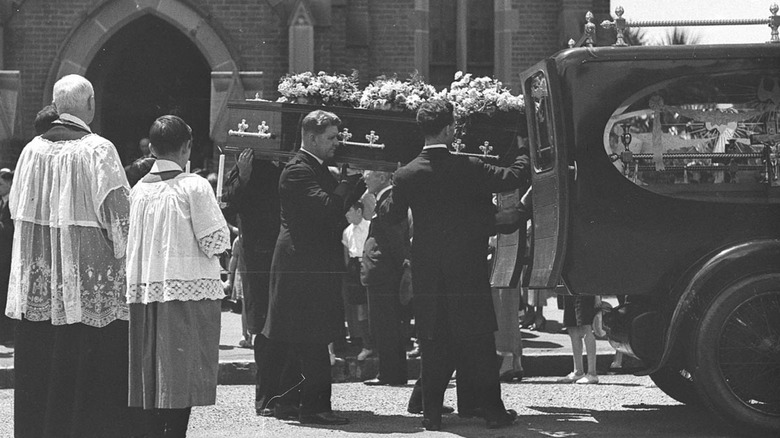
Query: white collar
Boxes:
[
  {"xmin": 375, "ymin": 185, "xmax": 391, "ymax": 200},
  {"xmin": 150, "ymin": 159, "xmax": 182, "ymax": 173},
  {"xmin": 300, "ymin": 148, "xmax": 324, "ymax": 165},
  {"xmin": 422, "ymin": 143, "xmax": 448, "ymax": 150},
  {"xmin": 58, "ymin": 113, "xmax": 92, "ymax": 133}
]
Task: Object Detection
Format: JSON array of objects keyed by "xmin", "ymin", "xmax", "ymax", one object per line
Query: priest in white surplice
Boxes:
[{"xmin": 6, "ymin": 74, "xmax": 143, "ymax": 437}]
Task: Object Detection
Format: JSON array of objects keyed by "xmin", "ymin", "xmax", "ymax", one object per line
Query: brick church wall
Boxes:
[{"xmin": 0, "ymin": 0, "xmax": 609, "ymax": 163}]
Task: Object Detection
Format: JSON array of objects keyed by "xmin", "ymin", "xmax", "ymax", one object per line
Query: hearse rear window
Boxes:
[
  {"xmin": 527, "ymin": 72, "xmax": 556, "ymax": 172},
  {"xmin": 604, "ymin": 72, "xmax": 779, "ymax": 204}
]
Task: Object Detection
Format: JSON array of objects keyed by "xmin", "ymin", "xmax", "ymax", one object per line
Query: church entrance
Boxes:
[{"xmin": 85, "ymin": 14, "xmax": 212, "ymax": 167}]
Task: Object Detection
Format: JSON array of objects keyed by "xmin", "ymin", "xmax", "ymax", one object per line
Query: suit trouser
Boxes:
[
  {"xmin": 254, "ymin": 334, "xmax": 302, "ymax": 411},
  {"xmin": 420, "ymin": 333, "xmax": 506, "ymax": 423},
  {"xmin": 407, "ymin": 360, "xmax": 477, "ymax": 412},
  {"xmin": 367, "ymin": 282, "xmax": 408, "ymax": 383},
  {"xmin": 272, "ymin": 339, "xmax": 333, "ymax": 415}
]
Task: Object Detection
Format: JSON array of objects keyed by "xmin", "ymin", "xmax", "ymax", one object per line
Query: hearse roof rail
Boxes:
[{"xmin": 569, "ymin": 3, "xmax": 780, "ymax": 48}]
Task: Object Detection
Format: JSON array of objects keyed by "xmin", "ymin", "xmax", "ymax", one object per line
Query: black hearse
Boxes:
[{"xmin": 519, "ymin": 7, "xmax": 780, "ymax": 433}]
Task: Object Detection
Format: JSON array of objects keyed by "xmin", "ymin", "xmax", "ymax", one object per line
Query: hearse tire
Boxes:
[
  {"xmin": 649, "ymin": 366, "xmax": 699, "ymax": 406},
  {"xmin": 693, "ymin": 273, "xmax": 780, "ymax": 434}
]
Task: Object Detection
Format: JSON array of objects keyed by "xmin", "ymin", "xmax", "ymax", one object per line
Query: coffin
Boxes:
[
  {"xmin": 223, "ymin": 99, "xmax": 528, "ymax": 287},
  {"xmin": 223, "ymin": 99, "xmax": 525, "ymax": 171}
]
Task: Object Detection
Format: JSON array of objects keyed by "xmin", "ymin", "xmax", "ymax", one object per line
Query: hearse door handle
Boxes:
[{"xmin": 568, "ymin": 161, "xmax": 578, "ymax": 181}]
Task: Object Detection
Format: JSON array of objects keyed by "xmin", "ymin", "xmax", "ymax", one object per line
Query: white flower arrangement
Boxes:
[
  {"xmin": 277, "ymin": 70, "xmax": 361, "ymax": 107},
  {"xmin": 358, "ymin": 73, "xmax": 438, "ymax": 112},
  {"xmin": 275, "ymin": 71, "xmax": 525, "ymax": 124},
  {"xmin": 443, "ymin": 71, "xmax": 525, "ymax": 122}
]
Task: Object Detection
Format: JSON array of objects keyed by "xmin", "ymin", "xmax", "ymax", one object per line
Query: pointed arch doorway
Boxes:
[{"xmin": 85, "ymin": 14, "xmax": 211, "ymax": 166}]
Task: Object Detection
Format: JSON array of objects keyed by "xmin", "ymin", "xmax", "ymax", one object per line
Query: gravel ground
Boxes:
[{"xmin": 0, "ymin": 375, "xmax": 763, "ymax": 437}]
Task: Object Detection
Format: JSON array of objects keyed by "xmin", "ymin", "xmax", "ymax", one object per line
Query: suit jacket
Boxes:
[
  {"xmin": 262, "ymin": 151, "xmax": 359, "ymax": 344},
  {"xmin": 222, "ymin": 160, "xmax": 282, "ymax": 332},
  {"xmin": 389, "ymin": 147, "xmax": 530, "ymax": 340},
  {"xmin": 360, "ymin": 187, "xmax": 409, "ymax": 288}
]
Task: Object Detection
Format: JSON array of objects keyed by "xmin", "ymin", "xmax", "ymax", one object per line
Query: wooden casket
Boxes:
[
  {"xmin": 223, "ymin": 99, "xmax": 525, "ymax": 171},
  {"xmin": 223, "ymin": 98, "xmax": 528, "ymax": 287}
]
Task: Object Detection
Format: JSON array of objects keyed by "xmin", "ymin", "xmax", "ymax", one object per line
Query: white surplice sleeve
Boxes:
[
  {"xmin": 98, "ymin": 187, "xmax": 130, "ymax": 259},
  {"xmin": 189, "ymin": 178, "xmax": 230, "ymax": 258}
]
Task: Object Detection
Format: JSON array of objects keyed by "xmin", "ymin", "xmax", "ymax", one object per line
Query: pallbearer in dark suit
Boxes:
[
  {"xmin": 262, "ymin": 110, "xmax": 361, "ymax": 425},
  {"xmin": 388, "ymin": 100, "xmax": 531, "ymax": 431},
  {"xmin": 221, "ymin": 149, "xmax": 283, "ymax": 416},
  {"xmin": 360, "ymin": 170, "xmax": 410, "ymax": 386}
]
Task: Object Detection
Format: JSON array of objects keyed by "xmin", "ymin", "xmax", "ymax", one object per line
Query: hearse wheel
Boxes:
[
  {"xmin": 649, "ymin": 366, "xmax": 698, "ymax": 406},
  {"xmin": 693, "ymin": 273, "xmax": 780, "ymax": 433}
]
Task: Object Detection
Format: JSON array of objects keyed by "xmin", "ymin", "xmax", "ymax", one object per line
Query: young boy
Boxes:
[{"xmin": 126, "ymin": 115, "xmax": 230, "ymax": 436}]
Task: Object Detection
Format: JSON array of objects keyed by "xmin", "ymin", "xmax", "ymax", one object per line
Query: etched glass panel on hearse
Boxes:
[{"xmin": 604, "ymin": 72, "xmax": 779, "ymax": 204}]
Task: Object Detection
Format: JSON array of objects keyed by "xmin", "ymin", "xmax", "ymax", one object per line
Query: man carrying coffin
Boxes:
[
  {"xmin": 387, "ymin": 99, "xmax": 530, "ymax": 431},
  {"xmin": 262, "ymin": 109, "xmax": 363, "ymax": 425},
  {"xmin": 221, "ymin": 148, "xmax": 283, "ymax": 417}
]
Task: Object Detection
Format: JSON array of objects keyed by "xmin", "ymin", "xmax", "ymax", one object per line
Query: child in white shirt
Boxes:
[{"xmin": 341, "ymin": 201, "xmax": 373, "ymax": 361}]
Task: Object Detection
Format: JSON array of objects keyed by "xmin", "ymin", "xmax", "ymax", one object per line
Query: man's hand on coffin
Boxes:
[
  {"xmin": 237, "ymin": 148, "xmax": 254, "ymax": 185},
  {"xmin": 333, "ymin": 164, "xmax": 366, "ymax": 203}
]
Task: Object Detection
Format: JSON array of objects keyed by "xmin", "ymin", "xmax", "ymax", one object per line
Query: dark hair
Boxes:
[
  {"xmin": 0, "ymin": 168, "xmax": 13, "ymax": 182},
  {"xmin": 301, "ymin": 110, "xmax": 341, "ymax": 136},
  {"xmin": 416, "ymin": 99, "xmax": 454, "ymax": 137},
  {"xmin": 350, "ymin": 200, "xmax": 363, "ymax": 211},
  {"xmin": 34, "ymin": 104, "xmax": 58, "ymax": 135},
  {"xmin": 149, "ymin": 115, "xmax": 192, "ymax": 156}
]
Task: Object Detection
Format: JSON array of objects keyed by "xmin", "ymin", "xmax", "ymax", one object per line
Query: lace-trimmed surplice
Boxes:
[
  {"xmin": 6, "ymin": 134, "xmax": 131, "ymax": 327},
  {"xmin": 126, "ymin": 169, "xmax": 230, "ymax": 304}
]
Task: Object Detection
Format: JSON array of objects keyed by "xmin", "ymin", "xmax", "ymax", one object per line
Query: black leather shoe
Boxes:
[
  {"xmin": 421, "ymin": 418, "xmax": 441, "ymax": 431},
  {"xmin": 458, "ymin": 407, "xmax": 486, "ymax": 418},
  {"xmin": 299, "ymin": 412, "xmax": 350, "ymax": 425},
  {"xmin": 407, "ymin": 405, "xmax": 454, "ymax": 415},
  {"xmin": 363, "ymin": 378, "xmax": 407, "ymax": 386},
  {"xmin": 274, "ymin": 404, "xmax": 300, "ymax": 420},
  {"xmin": 486, "ymin": 409, "xmax": 518, "ymax": 429},
  {"xmin": 499, "ymin": 369, "xmax": 524, "ymax": 382},
  {"xmin": 256, "ymin": 407, "xmax": 275, "ymax": 417}
]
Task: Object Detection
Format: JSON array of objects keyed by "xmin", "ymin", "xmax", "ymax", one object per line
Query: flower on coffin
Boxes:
[
  {"xmin": 277, "ymin": 70, "xmax": 361, "ymax": 107},
  {"xmin": 359, "ymin": 72, "xmax": 438, "ymax": 112},
  {"xmin": 444, "ymin": 71, "xmax": 525, "ymax": 123}
]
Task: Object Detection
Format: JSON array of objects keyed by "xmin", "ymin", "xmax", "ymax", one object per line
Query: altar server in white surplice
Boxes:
[{"xmin": 126, "ymin": 115, "xmax": 230, "ymax": 436}]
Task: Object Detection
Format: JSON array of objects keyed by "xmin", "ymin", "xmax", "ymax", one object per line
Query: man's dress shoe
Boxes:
[
  {"xmin": 457, "ymin": 407, "xmax": 485, "ymax": 418},
  {"xmin": 273, "ymin": 404, "xmax": 300, "ymax": 420},
  {"xmin": 499, "ymin": 369, "xmax": 524, "ymax": 382},
  {"xmin": 407, "ymin": 405, "xmax": 454, "ymax": 415},
  {"xmin": 256, "ymin": 407, "xmax": 275, "ymax": 417},
  {"xmin": 421, "ymin": 418, "xmax": 441, "ymax": 431},
  {"xmin": 299, "ymin": 412, "xmax": 350, "ymax": 425},
  {"xmin": 363, "ymin": 378, "xmax": 406, "ymax": 386},
  {"xmin": 485, "ymin": 409, "xmax": 518, "ymax": 429}
]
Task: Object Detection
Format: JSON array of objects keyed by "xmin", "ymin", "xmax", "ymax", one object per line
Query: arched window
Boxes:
[{"xmin": 429, "ymin": 0, "xmax": 494, "ymax": 90}]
